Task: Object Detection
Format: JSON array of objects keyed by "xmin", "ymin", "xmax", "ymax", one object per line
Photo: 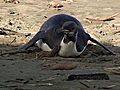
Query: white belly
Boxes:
[
  {"xmin": 36, "ymin": 39, "xmax": 86, "ymax": 57},
  {"xmin": 58, "ymin": 39, "xmax": 83, "ymax": 57},
  {"xmin": 36, "ymin": 40, "xmax": 52, "ymax": 51}
]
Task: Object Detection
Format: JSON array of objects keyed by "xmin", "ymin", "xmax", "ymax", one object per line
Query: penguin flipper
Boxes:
[
  {"xmin": 89, "ymin": 37, "xmax": 115, "ymax": 55},
  {"xmin": 18, "ymin": 31, "xmax": 45, "ymax": 50}
]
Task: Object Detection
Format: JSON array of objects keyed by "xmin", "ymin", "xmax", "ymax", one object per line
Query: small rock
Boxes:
[
  {"xmin": 4, "ymin": 0, "xmax": 20, "ymax": 4},
  {"xmin": 2, "ymin": 64, "xmax": 6, "ymax": 66},
  {"xmin": 9, "ymin": 11, "xmax": 19, "ymax": 15},
  {"xmin": 62, "ymin": 0, "xmax": 74, "ymax": 4},
  {"xmin": 48, "ymin": 1, "xmax": 63, "ymax": 8},
  {"xmin": 9, "ymin": 20, "xmax": 15, "ymax": 25},
  {"xmin": 17, "ymin": 26, "xmax": 21, "ymax": 30},
  {"xmin": 10, "ymin": 11, "xmax": 15, "ymax": 14},
  {"xmin": 44, "ymin": 15, "xmax": 48, "ymax": 18},
  {"xmin": 13, "ymin": 0, "xmax": 20, "ymax": 4},
  {"xmin": 98, "ymin": 30, "xmax": 107, "ymax": 36},
  {"xmin": 25, "ymin": 33, "xmax": 31, "ymax": 37}
]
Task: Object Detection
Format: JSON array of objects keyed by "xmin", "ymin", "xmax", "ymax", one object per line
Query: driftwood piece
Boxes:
[
  {"xmin": 27, "ymin": 83, "xmax": 53, "ymax": 86},
  {"xmin": 99, "ymin": 85, "xmax": 116, "ymax": 89},
  {"xmin": 67, "ymin": 73, "xmax": 109, "ymax": 80},
  {"xmin": 5, "ymin": 80, "xmax": 29, "ymax": 84},
  {"xmin": 0, "ymin": 83, "xmax": 53, "ymax": 89},
  {"xmin": 86, "ymin": 13, "xmax": 119, "ymax": 21},
  {"xmin": 51, "ymin": 63, "xmax": 78, "ymax": 70}
]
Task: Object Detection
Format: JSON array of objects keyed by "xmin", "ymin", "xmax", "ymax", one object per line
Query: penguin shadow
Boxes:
[{"xmin": 34, "ymin": 42, "xmax": 120, "ymax": 61}]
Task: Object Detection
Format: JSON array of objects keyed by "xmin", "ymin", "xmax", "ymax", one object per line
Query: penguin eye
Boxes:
[{"xmin": 70, "ymin": 28, "xmax": 76, "ymax": 33}]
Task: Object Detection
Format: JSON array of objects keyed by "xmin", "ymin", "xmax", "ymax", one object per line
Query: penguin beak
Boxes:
[{"xmin": 62, "ymin": 29, "xmax": 69, "ymax": 34}]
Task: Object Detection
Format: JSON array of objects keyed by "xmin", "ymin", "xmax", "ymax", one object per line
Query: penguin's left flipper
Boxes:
[{"xmin": 89, "ymin": 37, "xmax": 115, "ymax": 55}]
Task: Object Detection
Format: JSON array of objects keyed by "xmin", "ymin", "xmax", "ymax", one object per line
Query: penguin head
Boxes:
[{"xmin": 62, "ymin": 21, "xmax": 78, "ymax": 43}]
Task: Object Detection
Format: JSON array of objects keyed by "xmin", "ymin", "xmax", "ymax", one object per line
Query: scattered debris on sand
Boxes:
[
  {"xmin": 48, "ymin": 0, "xmax": 63, "ymax": 8},
  {"xmin": 85, "ymin": 13, "xmax": 119, "ymax": 22},
  {"xmin": 47, "ymin": 0, "xmax": 74, "ymax": 9},
  {"xmin": 4, "ymin": 0, "xmax": 20, "ymax": 4},
  {"xmin": 104, "ymin": 67, "xmax": 120, "ymax": 75}
]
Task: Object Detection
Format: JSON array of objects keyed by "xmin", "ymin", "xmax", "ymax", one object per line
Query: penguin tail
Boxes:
[{"xmin": 89, "ymin": 37, "xmax": 115, "ymax": 55}]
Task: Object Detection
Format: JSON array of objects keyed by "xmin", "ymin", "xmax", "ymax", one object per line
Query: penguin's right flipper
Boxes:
[
  {"xmin": 89, "ymin": 37, "xmax": 115, "ymax": 55},
  {"xmin": 18, "ymin": 31, "xmax": 45, "ymax": 50}
]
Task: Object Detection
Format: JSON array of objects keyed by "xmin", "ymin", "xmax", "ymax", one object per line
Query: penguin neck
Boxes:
[{"xmin": 58, "ymin": 36, "xmax": 81, "ymax": 57}]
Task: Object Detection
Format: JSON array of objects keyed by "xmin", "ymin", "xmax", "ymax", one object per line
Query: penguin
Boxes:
[{"xmin": 18, "ymin": 14, "xmax": 115, "ymax": 57}]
